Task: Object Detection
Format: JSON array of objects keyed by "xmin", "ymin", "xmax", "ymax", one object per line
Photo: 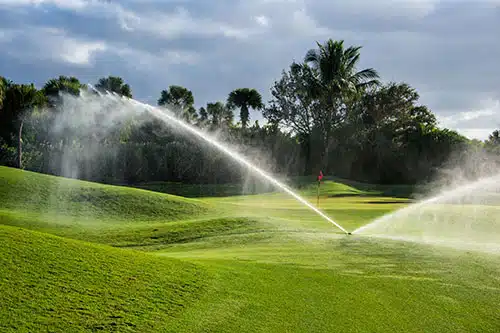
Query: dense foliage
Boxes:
[{"xmin": 0, "ymin": 39, "xmax": 497, "ymax": 185}]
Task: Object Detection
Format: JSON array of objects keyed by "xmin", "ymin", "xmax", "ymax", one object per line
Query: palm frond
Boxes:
[{"xmin": 352, "ymin": 68, "xmax": 380, "ymax": 82}]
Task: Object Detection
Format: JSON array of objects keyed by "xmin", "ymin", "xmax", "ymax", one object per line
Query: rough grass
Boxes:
[{"xmin": 1, "ymin": 166, "xmax": 499, "ymax": 332}]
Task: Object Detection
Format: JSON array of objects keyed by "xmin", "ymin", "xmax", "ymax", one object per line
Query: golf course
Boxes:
[
  {"xmin": 1, "ymin": 1, "xmax": 500, "ymax": 330},
  {"xmin": 1, "ymin": 165, "xmax": 499, "ymax": 332}
]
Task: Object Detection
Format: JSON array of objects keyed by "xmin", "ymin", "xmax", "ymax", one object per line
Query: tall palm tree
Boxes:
[
  {"xmin": 304, "ymin": 39, "xmax": 380, "ymax": 98},
  {"xmin": 95, "ymin": 76, "xmax": 132, "ymax": 98},
  {"xmin": 304, "ymin": 39, "xmax": 380, "ymax": 172},
  {"xmin": 227, "ymin": 88, "xmax": 263, "ymax": 128}
]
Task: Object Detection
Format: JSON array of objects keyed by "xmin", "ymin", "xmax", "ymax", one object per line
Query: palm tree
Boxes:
[
  {"xmin": 304, "ymin": 39, "xmax": 380, "ymax": 99},
  {"xmin": 42, "ymin": 76, "xmax": 83, "ymax": 107},
  {"xmin": 303, "ymin": 39, "xmax": 380, "ymax": 172},
  {"xmin": 227, "ymin": 88, "xmax": 263, "ymax": 128},
  {"xmin": 95, "ymin": 76, "xmax": 132, "ymax": 98},
  {"xmin": 206, "ymin": 101, "xmax": 234, "ymax": 128},
  {"xmin": 158, "ymin": 85, "xmax": 197, "ymax": 122}
]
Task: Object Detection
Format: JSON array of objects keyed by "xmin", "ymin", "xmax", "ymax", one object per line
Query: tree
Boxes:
[
  {"xmin": 206, "ymin": 101, "xmax": 233, "ymax": 128},
  {"xmin": 263, "ymin": 62, "xmax": 322, "ymax": 173},
  {"xmin": 304, "ymin": 39, "xmax": 380, "ymax": 98},
  {"xmin": 303, "ymin": 39, "xmax": 380, "ymax": 170},
  {"xmin": 157, "ymin": 85, "xmax": 197, "ymax": 122},
  {"xmin": 94, "ymin": 76, "xmax": 132, "ymax": 98},
  {"xmin": 343, "ymin": 82, "xmax": 439, "ymax": 183},
  {"xmin": 195, "ymin": 106, "xmax": 209, "ymax": 128},
  {"xmin": 486, "ymin": 130, "xmax": 500, "ymax": 146},
  {"xmin": 356, "ymin": 82, "xmax": 435, "ymax": 133},
  {"xmin": 198, "ymin": 107, "xmax": 208, "ymax": 122},
  {"xmin": 2, "ymin": 83, "xmax": 46, "ymax": 168},
  {"xmin": 0, "ymin": 76, "xmax": 8, "ymax": 111},
  {"xmin": 42, "ymin": 76, "xmax": 84, "ymax": 107},
  {"xmin": 227, "ymin": 88, "xmax": 263, "ymax": 128},
  {"xmin": 484, "ymin": 130, "xmax": 500, "ymax": 155}
]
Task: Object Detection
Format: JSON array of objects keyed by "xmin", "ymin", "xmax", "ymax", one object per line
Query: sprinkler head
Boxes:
[{"xmin": 347, "ymin": 232, "xmax": 352, "ymax": 235}]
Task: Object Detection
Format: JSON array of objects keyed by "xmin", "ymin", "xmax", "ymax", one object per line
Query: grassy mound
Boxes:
[
  {"xmin": 0, "ymin": 167, "xmax": 270, "ymax": 248},
  {"xmin": 0, "ymin": 166, "xmax": 210, "ymax": 221},
  {"xmin": 132, "ymin": 181, "xmax": 274, "ymax": 198},
  {"xmin": 81, "ymin": 217, "xmax": 269, "ymax": 250},
  {"xmin": 299, "ymin": 180, "xmax": 367, "ymax": 197},
  {"xmin": 0, "ymin": 224, "xmax": 208, "ymax": 332}
]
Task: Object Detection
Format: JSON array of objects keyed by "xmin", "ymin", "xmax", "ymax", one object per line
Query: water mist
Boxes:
[
  {"xmin": 354, "ymin": 164, "xmax": 500, "ymax": 254},
  {"xmin": 56, "ymin": 87, "xmax": 350, "ymax": 234}
]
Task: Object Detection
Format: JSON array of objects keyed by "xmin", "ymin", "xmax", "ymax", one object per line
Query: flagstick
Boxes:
[{"xmin": 317, "ymin": 180, "xmax": 320, "ymax": 207}]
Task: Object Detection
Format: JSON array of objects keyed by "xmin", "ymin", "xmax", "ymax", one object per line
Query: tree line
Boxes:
[{"xmin": 1, "ymin": 38, "xmax": 498, "ymax": 186}]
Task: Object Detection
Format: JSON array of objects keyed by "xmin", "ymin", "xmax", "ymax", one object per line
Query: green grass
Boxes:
[
  {"xmin": 131, "ymin": 181, "xmax": 275, "ymax": 197},
  {"xmin": 0, "ymin": 224, "xmax": 208, "ymax": 332},
  {"xmin": 0, "ymin": 166, "xmax": 215, "ymax": 240},
  {"xmin": 129, "ymin": 174, "xmax": 413, "ymax": 199},
  {"xmin": 0, "ymin": 166, "xmax": 211, "ymax": 221},
  {"xmin": 1, "ymin": 166, "xmax": 499, "ymax": 332}
]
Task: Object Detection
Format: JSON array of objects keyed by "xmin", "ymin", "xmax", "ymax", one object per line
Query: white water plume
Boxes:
[
  {"xmin": 125, "ymin": 95, "xmax": 349, "ymax": 234},
  {"xmin": 353, "ymin": 173, "xmax": 500, "ymax": 254},
  {"xmin": 40, "ymin": 87, "xmax": 349, "ymax": 234}
]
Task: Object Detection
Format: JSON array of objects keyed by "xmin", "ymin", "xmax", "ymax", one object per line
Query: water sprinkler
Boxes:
[
  {"xmin": 79, "ymin": 87, "xmax": 351, "ymax": 235},
  {"xmin": 347, "ymin": 232, "xmax": 352, "ymax": 235}
]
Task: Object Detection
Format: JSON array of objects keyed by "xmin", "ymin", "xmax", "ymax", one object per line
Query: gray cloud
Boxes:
[{"xmin": 0, "ymin": 0, "xmax": 499, "ymax": 138}]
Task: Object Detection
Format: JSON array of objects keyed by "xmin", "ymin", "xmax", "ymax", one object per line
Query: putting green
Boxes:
[{"xmin": 1, "ymin": 166, "xmax": 499, "ymax": 332}]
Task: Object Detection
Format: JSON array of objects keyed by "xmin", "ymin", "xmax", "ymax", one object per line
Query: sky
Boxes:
[{"xmin": 0, "ymin": 0, "xmax": 499, "ymax": 140}]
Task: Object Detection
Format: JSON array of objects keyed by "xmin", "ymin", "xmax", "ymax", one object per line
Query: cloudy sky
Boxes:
[{"xmin": 0, "ymin": 0, "xmax": 499, "ymax": 140}]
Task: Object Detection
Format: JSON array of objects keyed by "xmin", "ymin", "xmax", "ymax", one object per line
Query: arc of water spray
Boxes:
[
  {"xmin": 351, "ymin": 173, "xmax": 500, "ymax": 235},
  {"xmin": 86, "ymin": 85, "xmax": 349, "ymax": 234}
]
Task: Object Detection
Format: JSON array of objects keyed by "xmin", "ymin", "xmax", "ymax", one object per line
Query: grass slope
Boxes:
[
  {"xmin": 0, "ymin": 224, "xmax": 208, "ymax": 333},
  {"xmin": 0, "ymin": 166, "xmax": 210, "ymax": 222},
  {"xmin": 0, "ymin": 166, "xmax": 217, "ymax": 242}
]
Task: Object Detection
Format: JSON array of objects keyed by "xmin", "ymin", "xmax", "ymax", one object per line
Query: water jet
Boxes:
[
  {"xmin": 81, "ymin": 86, "xmax": 350, "ymax": 235},
  {"xmin": 353, "ymin": 174, "xmax": 500, "ymax": 253}
]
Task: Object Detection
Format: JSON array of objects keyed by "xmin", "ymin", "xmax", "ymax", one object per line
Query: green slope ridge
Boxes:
[
  {"xmin": 0, "ymin": 166, "xmax": 221, "ymax": 242},
  {"xmin": 0, "ymin": 166, "xmax": 211, "ymax": 222},
  {"xmin": 0, "ymin": 224, "xmax": 209, "ymax": 333},
  {"xmin": 0, "ymin": 167, "xmax": 275, "ymax": 249}
]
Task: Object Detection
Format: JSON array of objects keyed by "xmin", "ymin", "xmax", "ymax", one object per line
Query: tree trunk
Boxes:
[
  {"xmin": 240, "ymin": 105, "xmax": 249, "ymax": 128},
  {"xmin": 17, "ymin": 119, "xmax": 24, "ymax": 169},
  {"xmin": 301, "ymin": 135, "xmax": 313, "ymax": 176}
]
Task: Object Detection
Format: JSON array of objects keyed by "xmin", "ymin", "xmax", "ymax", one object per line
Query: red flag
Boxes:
[{"xmin": 317, "ymin": 171, "xmax": 323, "ymax": 181}]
